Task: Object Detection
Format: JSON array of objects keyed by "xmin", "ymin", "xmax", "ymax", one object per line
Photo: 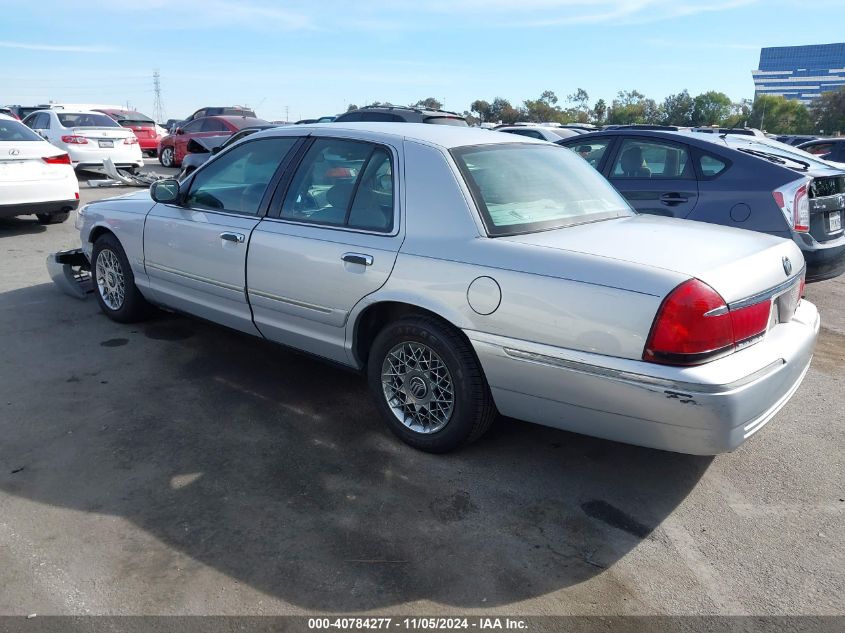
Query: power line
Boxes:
[{"xmin": 152, "ymin": 70, "xmax": 165, "ymax": 123}]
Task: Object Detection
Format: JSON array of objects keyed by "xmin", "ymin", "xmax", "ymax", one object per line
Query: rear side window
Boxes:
[
  {"xmin": 698, "ymin": 154, "xmax": 728, "ymax": 177},
  {"xmin": 201, "ymin": 118, "xmax": 228, "ymax": 132},
  {"xmin": 612, "ymin": 138, "xmax": 692, "ymax": 179},
  {"xmin": 0, "ymin": 119, "xmax": 43, "ymax": 141},
  {"xmin": 281, "ymin": 138, "xmax": 394, "ymax": 232},
  {"xmin": 564, "ymin": 139, "xmax": 611, "ymax": 169}
]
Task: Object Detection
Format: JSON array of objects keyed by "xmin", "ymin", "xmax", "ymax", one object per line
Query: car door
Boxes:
[
  {"xmin": 605, "ymin": 136, "xmax": 699, "ymax": 218},
  {"xmin": 247, "ymin": 136, "xmax": 403, "ymax": 364},
  {"xmin": 26, "ymin": 113, "xmax": 50, "ymax": 140},
  {"xmin": 173, "ymin": 119, "xmax": 204, "ymax": 163},
  {"xmin": 143, "ymin": 135, "xmax": 302, "ymax": 334}
]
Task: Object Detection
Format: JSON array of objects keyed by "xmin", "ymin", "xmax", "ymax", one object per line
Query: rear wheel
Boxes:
[
  {"xmin": 367, "ymin": 316, "xmax": 496, "ymax": 453},
  {"xmin": 92, "ymin": 233, "xmax": 152, "ymax": 323},
  {"xmin": 159, "ymin": 146, "xmax": 175, "ymax": 168},
  {"xmin": 36, "ymin": 212, "xmax": 69, "ymax": 225}
]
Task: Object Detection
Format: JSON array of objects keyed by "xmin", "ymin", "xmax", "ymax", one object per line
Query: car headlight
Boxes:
[{"xmin": 74, "ymin": 204, "xmax": 89, "ymax": 230}]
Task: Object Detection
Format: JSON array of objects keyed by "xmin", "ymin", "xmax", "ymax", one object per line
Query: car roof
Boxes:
[{"xmin": 252, "ymin": 122, "xmax": 547, "ymax": 149}]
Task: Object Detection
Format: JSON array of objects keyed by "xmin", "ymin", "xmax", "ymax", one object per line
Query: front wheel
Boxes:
[
  {"xmin": 91, "ymin": 233, "xmax": 152, "ymax": 323},
  {"xmin": 367, "ymin": 316, "xmax": 496, "ymax": 453},
  {"xmin": 159, "ymin": 146, "xmax": 175, "ymax": 168}
]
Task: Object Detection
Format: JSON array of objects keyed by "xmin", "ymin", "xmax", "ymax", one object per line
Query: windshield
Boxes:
[
  {"xmin": 0, "ymin": 118, "xmax": 43, "ymax": 141},
  {"xmin": 58, "ymin": 113, "xmax": 121, "ymax": 128},
  {"xmin": 452, "ymin": 144, "xmax": 633, "ymax": 236}
]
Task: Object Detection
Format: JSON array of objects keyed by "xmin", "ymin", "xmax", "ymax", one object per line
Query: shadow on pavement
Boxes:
[
  {"xmin": 0, "ymin": 283, "xmax": 713, "ymax": 610},
  {"xmin": 0, "ymin": 216, "xmax": 47, "ymax": 237}
]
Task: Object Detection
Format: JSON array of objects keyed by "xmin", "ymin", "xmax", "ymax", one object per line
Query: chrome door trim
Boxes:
[
  {"xmin": 146, "ymin": 261, "xmax": 243, "ymax": 292},
  {"xmin": 248, "ymin": 288, "xmax": 335, "ymax": 314}
]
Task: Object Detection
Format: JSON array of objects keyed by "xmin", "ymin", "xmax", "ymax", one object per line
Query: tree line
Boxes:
[{"xmin": 350, "ymin": 89, "xmax": 845, "ymax": 135}]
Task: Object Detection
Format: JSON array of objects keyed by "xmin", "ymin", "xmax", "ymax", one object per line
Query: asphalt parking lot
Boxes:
[{"xmin": 0, "ymin": 163, "xmax": 842, "ymax": 616}]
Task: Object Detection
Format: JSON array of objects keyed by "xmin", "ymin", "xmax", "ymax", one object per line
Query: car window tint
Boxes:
[
  {"xmin": 699, "ymin": 154, "xmax": 728, "ymax": 177},
  {"xmin": 281, "ymin": 139, "xmax": 393, "ymax": 231},
  {"xmin": 804, "ymin": 143, "xmax": 833, "ymax": 156},
  {"xmin": 347, "ymin": 148, "xmax": 394, "ymax": 231},
  {"xmin": 611, "ymin": 138, "xmax": 692, "ymax": 179},
  {"xmin": 424, "ymin": 116, "xmax": 468, "ymax": 126},
  {"xmin": 182, "ymin": 119, "xmax": 203, "ymax": 133},
  {"xmin": 57, "ymin": 113, "xmax": 120, "ymax": 128},
  {"xmin": 359, "ymin": 112, "xmax": 403, "ymax": 122},
  {"xmin": 505, "ymin": 129, "xmax": 543, "ymax": 139},
  {"xmin": 453, "ymin": 144, "xmax": 633, "ymax": 236},
  {"xmin": 564, "ymin": 139, "xmax": 610, "ymax": 169},
  {"xmin": 201, "ymin": 119, "xmax": 228, "ymax": 132},
  {"xmin": 339, "ymin": 112, "xmax": 362, "ymax": 122},
  {"xmin": 0, "ymin": 119, "xmax": 44, "ymax": 141},
  {"xmin": 185, "ymin": 138, "xmax": 297, "ymax": 215}
]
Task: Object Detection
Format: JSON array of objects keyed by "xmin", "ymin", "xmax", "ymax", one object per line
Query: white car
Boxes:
[
  {"xmin": 22, "ymin": 109, "xmax": 143, "ymax": 172},
  {"xmin": 495, "ymin": 125, "xmax": 581, "ymax": 142},
  {"xmin": 0, "ymin": 113, "xmax": 79, "ymax": 224}
]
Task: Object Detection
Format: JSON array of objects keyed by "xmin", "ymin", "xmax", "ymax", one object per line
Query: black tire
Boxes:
[
  {"xmin": 367, "ymin": 315, "xmax": 496, "ymax": 453},
  {"xmin": 36, "ymin": 212, "xmax": 69, "ymax": 225},
  {"xmin": 159, "ymin": 146, "xmax": 175, "ymax": 168},
  {"xmin": 91, "ymin": 233, "xmax": 152, "ymax": 323}
]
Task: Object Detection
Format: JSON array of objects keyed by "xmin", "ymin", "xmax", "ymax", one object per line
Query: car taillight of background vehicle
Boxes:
[
  {"xmin": 61, "ymin": 135, "xmax": 88, "ymax": 145},
  {"xmin": 123, "ymin": 137, "xmax": 139, "ymax": 145},
  {"xmin": 42, "ymin": 154, "xmax": 71, "ymax": 165},
  {"xmin": 643, "ymin": 278, "xmax": 771, "ymax": 366},
  {"xmin": 773, "ymin": 179, "xmax": 810, "ymax": 232}
]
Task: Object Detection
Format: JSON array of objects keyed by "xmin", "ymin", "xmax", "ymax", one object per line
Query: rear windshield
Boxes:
[
  {"xmin": 452, "ymin": 144, "xmax": 633, "ymax": 236},
  {"xmin": 58, "ymin": 113, "xmax": 120, "ymax": 128},
  {"xmin": 0, "ymin": 118, "xmax": 43, "ymax": 141},
  {"xmin": 424, "ymin": 116, "xmax": 468, "ymax": 127},
  {"xmin": 109, "ymin": 111, "xmax": 154, "ymax": 125}
]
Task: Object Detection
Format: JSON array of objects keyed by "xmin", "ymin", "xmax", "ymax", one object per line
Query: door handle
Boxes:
[
  {"xmin": 660, "ymin": 193, "xmax": 688, "ymax": 205},
  {"xmin": 342, "ymin": 252, "xmax": 373, "ymax": 266},
  {"xmin": 220, "ymin": 232, "xmax": 245, "ymax": 243}
]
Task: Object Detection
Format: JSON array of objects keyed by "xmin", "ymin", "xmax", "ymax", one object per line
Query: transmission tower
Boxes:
[{"xmin": 152, "ymin": 70, "xmax": 165, "ymax": 122}]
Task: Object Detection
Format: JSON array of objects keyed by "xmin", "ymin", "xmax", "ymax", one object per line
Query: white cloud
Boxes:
[{"xmin": 0, "ymin": 41, "xmax": 114, "ymax": 53}]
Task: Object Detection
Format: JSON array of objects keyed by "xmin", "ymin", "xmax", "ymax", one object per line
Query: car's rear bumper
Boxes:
[
  {"xmin": 466, "ymin": 299, "xmax": 819, "ymax": 455},
  {"xmin": 797, "ymin": 232, "xmax": 845, "ymax": 282},
  {"xmin": 0, "ymin": 199, "xmax": 79, "ymax": 218}
]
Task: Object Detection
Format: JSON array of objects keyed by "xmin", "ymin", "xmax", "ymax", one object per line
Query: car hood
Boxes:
[{"xmin": 501, "ymin": 214, "xmax": 804, "ymax": 303}]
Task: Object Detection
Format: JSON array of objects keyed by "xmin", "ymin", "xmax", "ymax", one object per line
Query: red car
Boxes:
[
  {"xmin": 95, "ymin": 109, "xmax": 163, "ymax": 157},
  {"xmin": 157, "ymin": 116, "xmax": 270, "ymax": 168}
]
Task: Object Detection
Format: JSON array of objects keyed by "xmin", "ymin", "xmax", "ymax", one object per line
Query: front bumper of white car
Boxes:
[{"xmin": 467, "ymin": 298, "xmax": 819, "ymax": 455}]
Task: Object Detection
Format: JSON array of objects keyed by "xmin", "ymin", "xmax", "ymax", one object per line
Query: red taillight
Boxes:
[
  {"xmin": 773, "ymin": 179, "xmax": 810, "ymax": 233},
  {"xmin": 793, "ymin": 184, "xmax": 809, "ymax": 232},
  {"xmin": 124, "ymin": 136, "xmax": 139, "ymax": 145},
  {"xmin": 644, "ymin": 279, "xmax": 771, "ymax": 365},
  {"xmin": 43, "ymin": 153, "xmax": 71, "ymax": 165},
  {"xmin": 61, "ymin": 135, "xmax": 88, "ymax": 144}
]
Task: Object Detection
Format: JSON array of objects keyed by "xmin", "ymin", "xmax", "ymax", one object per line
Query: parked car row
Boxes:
[{"xmin": 62, "ymin": 122, "xmax": 818, "ymax": 456}]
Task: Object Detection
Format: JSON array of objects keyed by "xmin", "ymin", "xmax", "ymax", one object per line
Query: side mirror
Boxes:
[
  {"xmin": 175, "ymin": 128, "xmax": 185, "ymax": 135},
  {"xmin": 150, "ymin": 179, "xmax": 180, "ymax": 204}
]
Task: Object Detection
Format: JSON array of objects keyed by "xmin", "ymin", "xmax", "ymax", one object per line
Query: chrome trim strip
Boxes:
[
  {"xmin": 501, "ymin": 347, "xmax": 785, "ymax": 394},
  {"xmin": 248, "ymin": 289, "xmax": 334, "ymax": 315},
  {"xmin": 146, "ymin": 262, "xmax": 243, "ymax": 292},
  {"xmin": 728, "ymin": 267, "xmax": 805, "ymax": 310}
]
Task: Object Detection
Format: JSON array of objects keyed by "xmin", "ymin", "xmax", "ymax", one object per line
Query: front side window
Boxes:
[
  {"xmin": 452, "ymin": 144, "xmax": 633, "ymax": 236},
  {"xmin": 281, "ymin": 138, "xmax": 394, "ymax": 232},
  {"xmin": 182, "ymin": 119, "xmax": 203, "ymax": 133},
  {"xmin": 564, "ymin": 138, "xmax": 611, "ymax": 169},
  {"xmin": 185, "ymin": 137, "xmax": 298, "ymax": 215},
  {"xmin": 57, "ymin": 113, "xmax": 120, "ymax": 128},
  {"xmin": 611, "ymin": 138, "xmax": 692, "ymax": 179},
  {"xmin": 201, "ymin": 118, "xmax": 229, "ymax": 133}
]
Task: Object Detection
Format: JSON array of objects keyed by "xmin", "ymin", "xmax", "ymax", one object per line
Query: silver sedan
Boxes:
[{"xmin": 73, "ymin": 123, "xmax": 819, "ymax": 454}]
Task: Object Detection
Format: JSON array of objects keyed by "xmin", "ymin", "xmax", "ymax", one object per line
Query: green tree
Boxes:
[
  {"xmin": 470, "ymin": 99, "xmax": 491, "ymax": 123},
  {"xmin": 346, "ymin": 104, "xmax": 358, "ymax": 112},
  {"xmin": 660, "ymin": 90, "xmax": 694, "ymax": 126},
  {"xmin": 413, "ymin": 97, "xmax": 443, "ymax": 110},
  {"xmin": 566, "ymin": 88, "xmax": 591, "ymax": 123},
  {"xmin": 607, "ymin": 90, "xmax": 660, "ymax": 125},
  {"xmin": 811, "ymin": 87, "xmax": 845, "ymax": 134},
  {"xmin": 748, "ymin": 95, "xmax": 813, "ymax": 134},
  {"xmin": 523, "ymin": 90, "xmax": 563, "ymax": 123},
  {"xmin": 690, "ymin": 91, "xmax": 732, "ymax": 126},
  {"xmin": 488, "ymin": 97, "xmax": 521, "ymax": 124},
  {"xmin": 591, "ymin": 98, "xmax": 607, "ymax": 126}
]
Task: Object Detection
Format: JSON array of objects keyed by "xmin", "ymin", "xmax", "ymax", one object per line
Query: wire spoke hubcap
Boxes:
[
  {"xmin": 381, "ymin": 341, "xmax": 454, "ymax": 434},
  {"xmin": 95, "ymin": 248, "xmax": 126, "ymax": 311}
]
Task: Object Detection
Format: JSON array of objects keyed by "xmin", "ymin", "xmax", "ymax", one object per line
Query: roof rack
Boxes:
[
  {"xmin": 603, "ymin": 124, "xmax": 680, "ymax": 131},
  {"xmin": 356, "ymin": 104, "xmax": 464, "ymax": 117}
]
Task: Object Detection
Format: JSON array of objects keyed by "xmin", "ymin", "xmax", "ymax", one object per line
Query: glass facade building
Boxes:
[{"xmin": 752, "ymin": 43, "xmax": 845, "ymax": 104}]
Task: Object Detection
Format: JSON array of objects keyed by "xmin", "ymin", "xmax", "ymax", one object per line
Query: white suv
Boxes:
[{"xmin": 23, "ymin": 109, "xmax": 143, "ymax": 172}]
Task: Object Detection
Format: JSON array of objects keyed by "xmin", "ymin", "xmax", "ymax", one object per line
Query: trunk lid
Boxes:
[
  {"xmin": 502, "ymin": 214, "xmax": 804, "ymax": 304},
  {"xmin": 0, "ymin": 140, "xmax": 68, "ymax": 182}
]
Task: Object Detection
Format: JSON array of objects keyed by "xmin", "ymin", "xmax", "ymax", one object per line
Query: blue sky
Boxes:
[{"xmin": 1, "ymin": 0, "xmax": 843, "ymax": 122}]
